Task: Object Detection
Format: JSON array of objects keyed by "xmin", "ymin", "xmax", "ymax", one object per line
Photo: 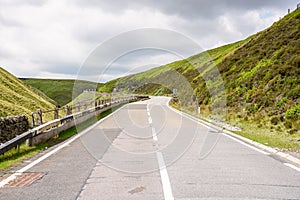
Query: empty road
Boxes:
[{"xmin": 1, "ymin": 96, "xmax": 299, "ymax": 199}]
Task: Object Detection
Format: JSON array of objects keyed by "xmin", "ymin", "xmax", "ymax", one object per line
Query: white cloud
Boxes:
[{"xmin": 0, "ymin": 0, "xmax": 298, "ymax": 81}]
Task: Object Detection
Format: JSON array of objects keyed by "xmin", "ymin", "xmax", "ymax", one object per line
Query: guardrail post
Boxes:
[
  {"xmin": 27, "ymin": 130, "xmax": 36, "ymax": 147},
  {"xmin": 36, "ymin": 109, "xmax": 43, "ymax": 125},
  {"xmin": 54, "ymin": 106, "xmax": 59, "ymax": 119}
]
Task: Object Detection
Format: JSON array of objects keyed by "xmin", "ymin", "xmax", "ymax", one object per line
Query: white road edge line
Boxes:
[
  {"xmin": 284, "ymin": 163, "xmax": 300, "ymax": 172},
  {"xmin": 165, "ymin": 100, "xmax": 270, "ymax": 155},
  {"xmin": 222, "ymin": 133, "xmax": 270, "ymax": 155},
  {"xmin": 0, "ymin": 105, "xmax": 127, "ymax": 188},
  {"xmin": 147, "ymin": 104, "xmax": 174, "ymax": 200}
]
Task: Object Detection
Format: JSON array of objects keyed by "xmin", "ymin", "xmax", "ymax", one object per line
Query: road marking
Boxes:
[
  {"xmin": 152, "ymin": 127, "xmax": 158, "ymax": 141},
  {"xmin": 148, "ymin": 117, "xmax": 152, "ymax": 124},
  {"xmin": 156, "ymin": 152, "xmax": 174, "ymax": 200},
  {"xmin": 284, "ymin": 163, "xmax": 300, "ymax": 172},
  {"xmin": 166, "ymin": 102, "xmax": 211, "ymax": 130},
  {"xmin": 0, "ymin": 105, "xmax": 126, "ymax": 188},
  {"xmin": 147, "ymin": 104, "xmax": 174, "ymax": 200},
  {"xmin": 166, "ymin": 100, "xmax": 269, "ymax": 156},
  {"xmin": 223, "ymin": 133, "xmax": 270, "ymax": 155}
]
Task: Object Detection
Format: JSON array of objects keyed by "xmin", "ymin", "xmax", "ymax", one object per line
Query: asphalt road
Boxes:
[{"xmin": 0, "ymin": 96, "xmax": 299, "ymax": 199}]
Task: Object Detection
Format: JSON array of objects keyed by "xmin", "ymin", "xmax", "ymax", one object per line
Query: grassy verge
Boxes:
[
  {"xmin": 226, "ymin": 114, "xmax": 300, "ymax": 150},
  {"xmin": 0, "ymin": 103, "xmax": 127, "ymax": 172},
  {"xmin": 169, "ymin": 100, "xmax": 300, "ymax": 152}
]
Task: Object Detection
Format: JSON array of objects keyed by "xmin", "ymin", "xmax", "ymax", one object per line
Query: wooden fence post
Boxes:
[
  {"xmin": 66, "ymin": 105, "xmax": 72, "ymax": 115},
  {"xmin": 31, "ymin": 112, "xmax": 35, "ymax": 127},
  {"xmin": 36, "ymin": 109, "xmax": 43, "ymax": 125},
  {"xmin": 54, "ymin": 106, "xmax": 59, "ymax": 119}
]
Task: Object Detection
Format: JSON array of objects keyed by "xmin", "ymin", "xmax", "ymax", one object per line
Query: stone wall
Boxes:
[{"xmin": 0, "ymin": 115, "xmax": 29, "ymax": 143}]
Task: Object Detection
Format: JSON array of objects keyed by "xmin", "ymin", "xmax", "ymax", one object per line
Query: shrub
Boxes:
[
  {"xmin": 271, "ymin": 116, "xmax": 279, "ymax": 125},
  {"xmin": 285, "ymin": 104, "xmax": 300, "ymax": 119},
  {"xmin": 286, "ymin": 88, "xmax": 300, "ymax": 100},
  {"xmin": 290, "ymin": 55, "xmax": 300, "ymax": 68},
  {"xmin": 279, "ymin": 115, "xmax": 284, "ymax": 122},
  {"xmin": 284, "ymin": 120, "xmax": 293, "ymax": 129},
  {"xmin": 288, "ymin": 129, "xmax": 297, "ymax": 135},
  {"xmin": 248, "ymin": 104, "xmax": 259, "ymax": 113},
  {"xmin": 276, "ymin": 97, "xmax": 287, "ymax": 108}
]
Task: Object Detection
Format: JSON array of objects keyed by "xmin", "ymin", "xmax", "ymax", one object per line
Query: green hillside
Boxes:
[
  {"xmin": 0, "ymin": 67, "xmax": 55, "ymax": 121},
  {"xmin": 98, "ymin": 9, "xmax": 300, "ymax": 149},
  {"xmin": 21, "ymin": 78, "xmax": 102, "ymax": 106},
  {"xmin": 98, "ymin": 39, "xmax": 248, "ymax": 95}
]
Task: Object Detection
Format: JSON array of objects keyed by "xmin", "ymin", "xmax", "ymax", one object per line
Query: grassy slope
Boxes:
[
  {"xmin": 218, "ymin": 10, "xmax": 300, "ymax": 114},
  {"xmin": 97, "ymin": 9, "xmax": 300, "ymax": 149},
  {"xmin": 216, "ymin": 9, "xmax": 300, "ymax": 149},
  {"xmin": 0, "ymin": 67, "xmax": 55, "ymax": 121},
  {"xmin": 21, "ymin": 78, "xmax": 102, "ymax": 106}
]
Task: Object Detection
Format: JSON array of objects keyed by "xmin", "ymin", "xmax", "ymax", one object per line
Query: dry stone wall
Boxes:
[{"xmin": 0, "ymin": 115, "xmax": 29, "ymax": 143}]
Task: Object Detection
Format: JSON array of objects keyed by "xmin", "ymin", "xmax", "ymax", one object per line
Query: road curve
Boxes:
[{"xmin": 0, "ymin": 96, "xmax": 299, "ymax": 199}]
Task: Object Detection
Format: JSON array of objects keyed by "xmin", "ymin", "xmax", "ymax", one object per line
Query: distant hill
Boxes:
[
  {"xmin": 97, "ymin": 9, "xmax": 300, "ymax": 148},
  {"xmin": 0, "ymin": 67, "xmax": 55, "ymax": 120},
  {"xmin": 21, "ymin": 78, "xmax": 102, "ymax": 106}
]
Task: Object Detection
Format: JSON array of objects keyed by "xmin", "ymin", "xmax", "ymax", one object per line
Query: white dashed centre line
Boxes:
[{"xmin": 147, "ymin": 105, "xmax": 174, "ymax": 200}]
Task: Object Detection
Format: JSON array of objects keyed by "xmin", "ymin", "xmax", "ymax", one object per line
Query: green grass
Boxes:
[
  {"xmin": 236, "ymin": 128, "xmax": 300, "ymax": 150},
  {"xmin": 21, "ymin": 78, "xmax": 102, "ymax": 106},
  {"xmin": 225, "ymin": 111, "xmax": 300, "ymax": 149},
  {"xmin": 0, "ymin": 67, "xmax": 55, "ymax": 121},
  {"xmin": 0, "ymin": 102, "xmax": 128, "ymax": 172},
  {"xmin": 170, "ymin": 100, "xmax": 300, "ymax": 150}
]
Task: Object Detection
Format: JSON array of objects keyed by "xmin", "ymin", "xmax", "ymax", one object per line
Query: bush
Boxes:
[
  {"xmin": 271, "ymin": 116, "xmax": 279, "ymax": 125},
  {"xmin": 288, "ymin": 129, "xmax": 297, "ymax": 135},
  {"xmin": 284, "ymin": 120, "xmax": 292, "ymax": 129},
  {"xmin": 276, "ymin": 97, "xmax": 287, "ymax": 108},
  {"xmin": 285, "ymin": 104, "xmax": 300, "ymax": 119},
  {"xmin": 279, "ymin": 115, "xmax": 284, "ymax": 122},
  {"xmin": 248, "ymin": 104, "xmax": 259, "ymax": 113},
  {"xmin": 290, "ymin": 55, "xmax": 300, "ymax": 68},
  {"xmin": 286, "ymin": 88, "xmax": 300, "ymax": 100}
]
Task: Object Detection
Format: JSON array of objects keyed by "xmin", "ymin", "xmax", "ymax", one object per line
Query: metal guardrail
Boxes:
[
  {"xmin": 0, "ymin": 130, "xmax": 35, "ymax": 155},
  {"xmin": 0, "ymin": 96, "xmax": 146, "ymax": 155}
]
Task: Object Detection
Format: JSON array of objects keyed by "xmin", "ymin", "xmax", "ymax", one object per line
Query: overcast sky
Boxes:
[{"xmin": 0, "ymin": 0, "xmax": 298, "ymax": 82}]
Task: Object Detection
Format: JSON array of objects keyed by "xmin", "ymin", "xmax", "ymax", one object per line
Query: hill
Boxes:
[
  {"xmin": 0, "ymin": 67, "xmax": 55, "ymax": 121},
  {"xmin": 97, "ymin": 9, "xmax": 300, "ymax": 149},
  {"xmin": 21, "ymin": 78, "xmax": 102, "ymax": 106}
]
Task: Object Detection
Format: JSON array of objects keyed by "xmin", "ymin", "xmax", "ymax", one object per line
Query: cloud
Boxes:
[
  {"xmin": 0, "ymin": 0, "xmax": 298, "ymax": 81},
  {"xmin": 0, "ymin": 0, "xmax": 47, "ymax": 7},
  {"xmin": 72, "ymin": 0, "xmax": 297, "ymax": 20}
]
